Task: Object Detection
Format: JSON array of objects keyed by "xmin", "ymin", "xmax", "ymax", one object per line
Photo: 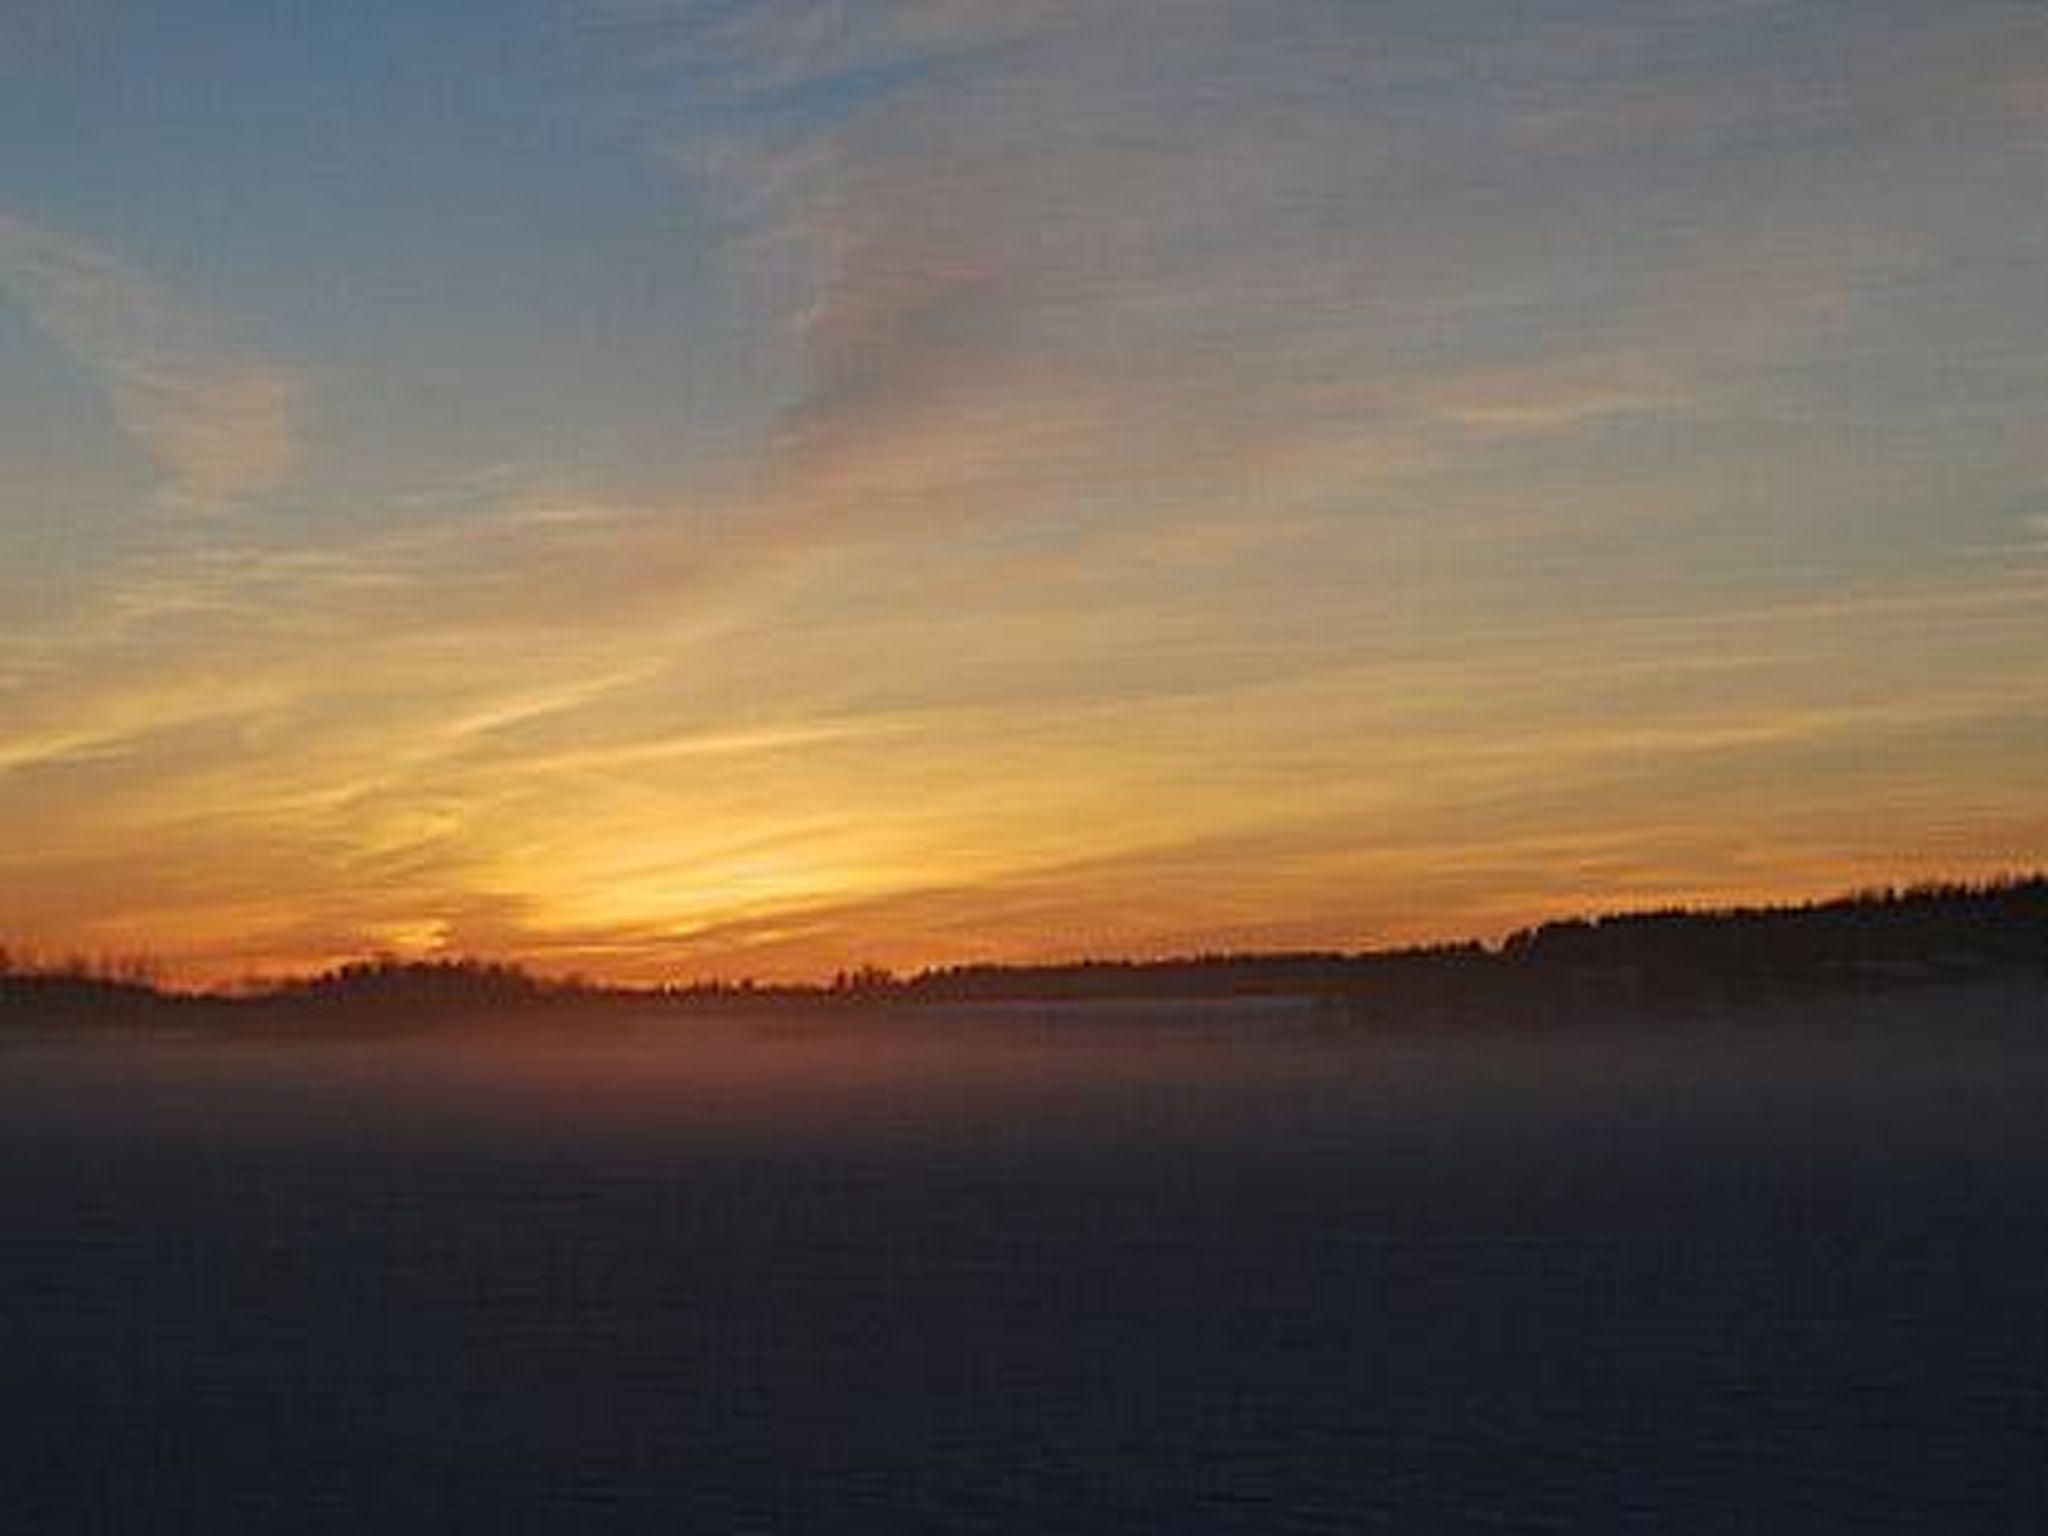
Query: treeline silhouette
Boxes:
[
  {"xmin": 3, "ymin": 876, "xmax": 2044, "ymax": 1025},
  {"xmin": 0, "ymin": 947, "xmax": 166, "ymax": 1018},
  {"xmin": 268, "ymin": 957, "xmax": 570, "ymax": 1008}
]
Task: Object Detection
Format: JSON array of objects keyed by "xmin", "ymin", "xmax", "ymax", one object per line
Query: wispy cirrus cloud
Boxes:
[
  {"xmin": 628, "ymin": 0, "xmax": 2028, "ymax": 568},
  {"xmin": 2, "ymin": 2, "xmax": 2042, "ymax": 980},
  {"xmin": 0, "ymin": 211, "xmax": 299, "ymax": 505}
]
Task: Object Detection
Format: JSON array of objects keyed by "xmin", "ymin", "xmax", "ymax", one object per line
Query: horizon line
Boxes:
[{"xmin": 5, "ymin": 870, "xmax": 2042, "ymax": 1000}]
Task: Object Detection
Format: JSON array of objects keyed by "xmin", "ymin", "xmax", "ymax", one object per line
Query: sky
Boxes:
[{"xmin": 2, "ymin": 0, "xmax": 2044, "ymax": 984}]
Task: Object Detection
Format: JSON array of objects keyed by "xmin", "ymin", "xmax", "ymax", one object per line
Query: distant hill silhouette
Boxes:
[
  {"xmin": 1497, "ymin": 877, "xmax": 2047, "ymax": 999},
  {"xmin": 3, "ymin": 876, "xmax": 2044, "ymax": 1025},
  {"xmin": 866, "ymin": 878, "xmax": 2048, "ymax": 1016}
]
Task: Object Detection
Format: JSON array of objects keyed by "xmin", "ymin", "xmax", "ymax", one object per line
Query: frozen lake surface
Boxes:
[{"xmin": 4, "ymin": 983, "xmax": 2046, "ymax": 1533}]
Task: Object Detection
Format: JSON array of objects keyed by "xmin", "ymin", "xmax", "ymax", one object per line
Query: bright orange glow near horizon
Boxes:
[{"xmin": 3, "ymin": 4, "xmax": 2045, "ymax": 986}]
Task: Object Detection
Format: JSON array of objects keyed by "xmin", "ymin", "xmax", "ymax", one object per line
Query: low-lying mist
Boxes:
[{"xmin": 5, "ymin": 983, "xmax": 2045, "ymax": 1533}]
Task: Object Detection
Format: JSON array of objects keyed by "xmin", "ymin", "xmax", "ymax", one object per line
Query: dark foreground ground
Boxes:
[{"xmin": 3, "ymin": 978, "xmax": 2046, "ymax": 1533}]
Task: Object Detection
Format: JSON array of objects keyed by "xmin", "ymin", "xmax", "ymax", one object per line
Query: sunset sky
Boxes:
[{"xmin": 2, "ymin": 1, "xmax": 2044, "ymax": 983}]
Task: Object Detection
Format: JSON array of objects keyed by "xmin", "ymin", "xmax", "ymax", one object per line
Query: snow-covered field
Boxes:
[{"xmin": 4, "ymin": 978, "xmax": 2045, "ymax": 1533}]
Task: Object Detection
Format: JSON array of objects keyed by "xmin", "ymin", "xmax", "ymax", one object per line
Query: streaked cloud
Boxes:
[
  {"xmin": 0, "ymin": 212, "xmax": 299, "ymax": 504},
  {"xmin": 0, "ymin": 2, "xmax": 2042, "ymax": 979},
  {"xmin": 641, "ymin": 0, "xmax": 2005, "ymax": 567}
]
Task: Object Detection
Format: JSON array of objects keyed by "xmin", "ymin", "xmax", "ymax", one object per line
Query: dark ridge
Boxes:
[{"xmin": 2, "ymin": 875, "xmax": 2044, "ymax": 1025}]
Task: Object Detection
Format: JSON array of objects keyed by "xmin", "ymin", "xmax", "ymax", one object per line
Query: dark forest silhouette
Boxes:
[{"xmin": 3, "ymin": 876, "xmax": 2045, "ymax": 1026}]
